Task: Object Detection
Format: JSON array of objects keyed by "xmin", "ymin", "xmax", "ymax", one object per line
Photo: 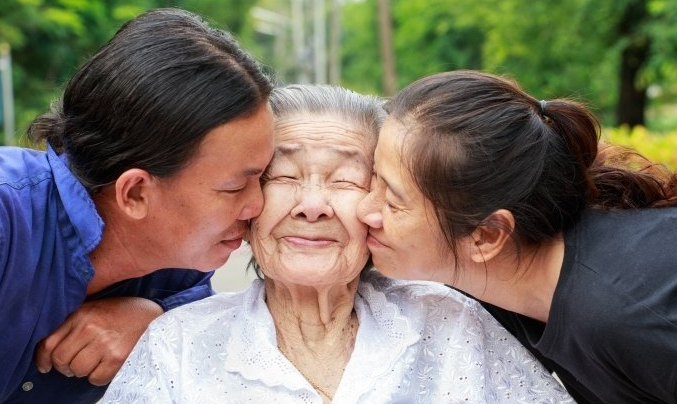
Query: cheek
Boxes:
[
  {"xmin": 334, "ymin": 192, "xmax": 369, "ymax": 236},
  {"xmin": 255, "ymin": 186, "xmax": 295, "ymax": 234},
  {"xmin": 335, "ymin": 197, "xmax": 371, "ymax": 266},
  {"xmin": 249, "ymin": 188, "xmax": 294, "ymax": 261},
  {"xmin": 382, "ymin": 212, "xmax": 407, "ymax": 242},
  {"xmin": 248, "ymin": 217, "xmax": 278, "ymax": 275},
  {"xmin": 388, "ymin": 215, "xmax": 429, "ymax": 254}
]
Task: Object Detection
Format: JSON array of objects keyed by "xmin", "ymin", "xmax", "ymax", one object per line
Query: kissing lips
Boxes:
[
  {"xmin": 366, "ymin": 233, "xmax": 387, "ymax": 249},
  {"xmin": 220, "ymin": 233, "xmax": 245, "ymax": 250}
]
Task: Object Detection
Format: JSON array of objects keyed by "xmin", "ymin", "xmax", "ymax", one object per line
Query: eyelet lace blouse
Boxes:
[{"xmin": 102, "ymin": 270, "xmax": 574, "ymax": 404}]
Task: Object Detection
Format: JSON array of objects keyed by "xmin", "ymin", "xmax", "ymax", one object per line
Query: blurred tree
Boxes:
[
  {"xmin": 616, "ymin": 0, "xmax": 650, "ymax": 126},
  {"xmin": 338, "ymin": 0, "xmax": 677, "ymax": 127},
  {"xmin": 159, "ymin": 0, "xmax": 257, "ymax": 33},
  {"xmin": 377, "ymin": 0, "xmax": 396, "ymax": 96},
  {"xmin": 340, "ymin": 0, "xmax": 381, "ymax": 94},
  {"xmin": 0, "ymin": 0, "xmax": 256, "ymax": 143},
  {"xmin": 0, "ymin": 0, "xmax": 152, "ymax": 142},
  {"xmin": 391, "ymin": 0, "xmax": 483, "ymax": 89},
  {"xmin": 341, "ymin": 0, "xmax": 482, "ymax": 95},
  {"xmin": 3, "ymin": 0, "xmax": 677, "ymax": 141},
  {"xmin": 451, "ymin": 0, "xmax": 677, "ymax": 126}
]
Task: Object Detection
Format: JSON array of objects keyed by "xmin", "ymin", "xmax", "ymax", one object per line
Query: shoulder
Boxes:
[
  {"xmin": 566, "ymin": 208, "xmax": 677, "ymax": 309},
  {"xmin": 148, "ymin": 281, "xmax": 262, "ymax": 333},
  {"xmin": 0, "ymin": 147, "xmax": 53, "ymax": 231},
  {"xmin": 567, "ymin": 207, "xmax": 677, "ymax": 291},
  {"xmin": 576, "ymin": 207, "xmax": 677, "ymax": 237},
  {"xmin": 0, "ymin": 147, "xmax": 51, "ymax": 189},
  {"xmin": 0, "ymin": 148, "xmax": 55, "ymax": 260},
  {"xmin": 361, "ymin": 269, "xmax": 478, "ymax": 304},
  {"xmin": 359, "ymin": 269, "xmax": 483, "ymax": 320}
]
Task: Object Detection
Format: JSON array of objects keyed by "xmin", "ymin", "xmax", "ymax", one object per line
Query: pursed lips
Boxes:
[
  {"xmin": 366, "ymin": 231, "xmax": 387, "ymax": 248},
  {"xmin": 223, "ymin": 232, "xmax": 246, "ymax": 242},
  {"xmin": 223, "ymin": 223, "xmax": 249, "ymax": 242}
]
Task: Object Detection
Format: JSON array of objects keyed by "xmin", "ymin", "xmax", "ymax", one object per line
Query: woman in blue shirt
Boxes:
[{"xmin": 0, "ymin": 8, "xmax": 274, "ymax": 404}]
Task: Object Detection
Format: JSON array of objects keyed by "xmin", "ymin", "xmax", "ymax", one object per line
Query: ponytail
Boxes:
[
  {"xmin": 389, "ymin": 70, "xmax": 677, "ymax": 258},
  {"xmin": 588, "ymin": 143, "xmax": 677, "ymax": 209},
  {"xmin": 538, "ymin": 98, "xmax": 600, "ymax": 209},
  {"xmin": 537, "ymin": 97, "xmax": 677, "ymax": 211},
  {"xmin": 27, "ymin": 101, "xmax": 66, "ymax": 152}
]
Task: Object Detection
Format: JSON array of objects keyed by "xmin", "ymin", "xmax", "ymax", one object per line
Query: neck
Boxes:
[
  {"xmin": 462, "ymin": 236, "xmax": 564, "ymax": 323},
  {"xmin": 87, "ymin": 195, "xmax": 150, "ymax": 295},
  {"xmin": 267, "ymin": 277, "xmax": 358, "ymax": 345},
  {"xmin": 266, "ymin": 277, "xmax": 360, "ymax": 402}
]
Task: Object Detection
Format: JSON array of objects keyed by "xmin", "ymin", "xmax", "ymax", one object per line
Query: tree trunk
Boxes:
[
  {"xmin": 377, "ymin": 0, "xmax": 396, "ymax": 97},
  {"xmin": 616, "ymin": 0, "xmax": 650, "ymax": 127},
  {"xmin": 329, "ymin": 0, "xmax": 342, "ymax": 85}
]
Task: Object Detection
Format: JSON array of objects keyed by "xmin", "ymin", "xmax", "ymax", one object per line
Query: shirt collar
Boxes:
[
  {"xmin": 224, "ymin": 274, "xmax": 421, "ymax": 400},
  {"xmin": 47, "ymin": 144, "xmax": 104, "ymax": 254},
  {"xmin": 335, "ymin": 270, "xmax": 421, "ymax": 402},
  {"xmin": 224, "ymin": 281, "xmax": 308, "ymax": 391}
]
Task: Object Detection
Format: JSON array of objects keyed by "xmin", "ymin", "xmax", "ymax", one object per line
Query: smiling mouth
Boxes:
[{"xmin": 283, "ymin": 236, "xmax": 336, "ymax": 247}]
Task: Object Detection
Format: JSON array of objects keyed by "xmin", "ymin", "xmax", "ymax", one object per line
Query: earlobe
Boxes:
[
  {"xmin": 469, "ymin": 209, "xmax": 515, "ymax": 263},
  {"xmin": 115, "ymin": 169, "xmax": 154, "ymax": 219}
]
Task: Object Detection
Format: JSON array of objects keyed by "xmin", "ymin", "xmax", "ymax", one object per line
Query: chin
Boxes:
[
  {"xmin": 194, "ymin": 254, "xmax": 232, "ymax": 272},
  {"xmin": 373, "ymin": 260, "xmax": 426, "ymax": 282},
  {"xmin": 371, "ymin": 257, "xmax": 397, "ymax": 278}
]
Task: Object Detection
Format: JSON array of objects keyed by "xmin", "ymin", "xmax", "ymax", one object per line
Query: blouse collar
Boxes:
[{"xmin": 224, "ymin": 272, "xmax": 420, "ymax": 400}]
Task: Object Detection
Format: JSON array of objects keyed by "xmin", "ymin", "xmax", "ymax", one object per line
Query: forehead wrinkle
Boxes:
[
  {"xmin": 274, "ymin": 117, "xmax": 374, "ymax": 172},
  {"xmin": 275, "ymin": 117, "xmax": 369, "ymax": 146}
]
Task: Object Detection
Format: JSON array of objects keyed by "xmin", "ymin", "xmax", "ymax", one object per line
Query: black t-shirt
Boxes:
[{"xmin": 481, "ymin": 208, "xmax": 677, "ymax": 404}]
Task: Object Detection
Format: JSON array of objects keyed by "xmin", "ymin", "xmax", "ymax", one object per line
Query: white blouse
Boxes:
[{"xmin": 102, "ymin": 270, "xmax": 574, "ymax": 404}]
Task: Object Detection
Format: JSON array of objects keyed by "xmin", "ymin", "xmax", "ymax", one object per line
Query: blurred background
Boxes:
[{"xmin": 1, "ymin": 0, "xmax": 677, "ymax": 290}]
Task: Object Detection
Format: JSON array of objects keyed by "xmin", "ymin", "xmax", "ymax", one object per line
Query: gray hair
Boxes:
[{"xmin": 269, "ymin": 84, "xmax": 385, "ymax": 151}]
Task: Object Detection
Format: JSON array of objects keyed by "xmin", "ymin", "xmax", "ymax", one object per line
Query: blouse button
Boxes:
[{"xmin": 21, "ymin": 381, "xmax": 34, "ymax": 392}]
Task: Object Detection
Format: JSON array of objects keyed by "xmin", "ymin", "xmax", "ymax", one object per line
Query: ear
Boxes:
[
  {"xmin": 469, "ymin": 209, "xmax": 515, "ymax": 263},
  {"xmin": 114, "ymin": 169, "xmax": 155, "ymax": 219}
]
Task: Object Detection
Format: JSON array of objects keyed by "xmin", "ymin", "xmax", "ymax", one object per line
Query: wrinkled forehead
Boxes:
[{"xmin": 273, "ymin": 116, "xmax": 374, "ymax": 166}]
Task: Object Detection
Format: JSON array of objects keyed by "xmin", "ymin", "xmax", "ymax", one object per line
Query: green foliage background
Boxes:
[
  {"xmin": 0, "ymin": 0, "xmax": 256, "ymax": 146},
  {"xmin": 1, "ymin": 0, "xmax": 677, "ymax": 167}
]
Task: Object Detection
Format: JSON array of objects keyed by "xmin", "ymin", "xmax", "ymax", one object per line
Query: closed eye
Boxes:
[
  {"xmin": 267, "ymin": 175, "xmax": 299, "ymax": 184},
  {"xmin": 385, "ymin": 200, "xmax": 399, "ymax": 211},
  {"xmin": 219, "ymin": 185, "xmax": 246, "ymax": 194},
  {"xmin": 333, "ymin": 179, "xmax": 359, "ymax": 186},
  {"xmin": 333, "ymin": 179, "xmax": 369, "ymax": 190}
]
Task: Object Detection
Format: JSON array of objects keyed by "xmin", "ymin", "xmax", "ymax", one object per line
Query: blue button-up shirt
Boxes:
[{"xmin": 0, "ymin": 145, "xmax": 214, "ymax": 403}]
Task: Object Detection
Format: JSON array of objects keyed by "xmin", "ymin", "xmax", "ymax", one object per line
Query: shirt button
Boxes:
[{"xmin": 22, "ymin": 381, "xmax": 34, "ymax": 392}]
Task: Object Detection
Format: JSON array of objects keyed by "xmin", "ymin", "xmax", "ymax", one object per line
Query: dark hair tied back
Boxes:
[
  {"xmin": 28, "ymin": 8, "xmax": 272, "ymax": 192},
  {"xmin": 388, "ymin": 70, "xmax": 677, "ymax": 257},
  {"xmin": 28, "ymin": 102, "xmax": 67, "ymax": 151},
  {"xmin": 387, "ymin": 70, "xmax": 599, "ymax": 251}
]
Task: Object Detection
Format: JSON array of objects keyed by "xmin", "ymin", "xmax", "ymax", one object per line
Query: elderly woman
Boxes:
[{"xmin": 102, "ymin": 85, "xmax": 573, "ymax": 404}]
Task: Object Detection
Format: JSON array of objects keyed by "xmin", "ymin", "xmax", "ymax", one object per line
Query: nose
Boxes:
[
  {"xmin": 357, "ymin": 188, "xmax": 383, "ymax": 229},
  {"xmin": 290, "ymin": 183, "xmax": 334, "ymax": 222},
  {"xmin": 237, "ymin": 180, "xmax": 265, "ymax": 221}
]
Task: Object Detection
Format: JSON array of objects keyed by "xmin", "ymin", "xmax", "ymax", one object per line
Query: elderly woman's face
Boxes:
[{"xmin": 249, "ymin": 115, "xmax": 372, "ymax": 286}]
